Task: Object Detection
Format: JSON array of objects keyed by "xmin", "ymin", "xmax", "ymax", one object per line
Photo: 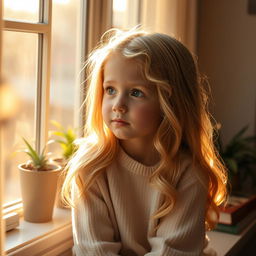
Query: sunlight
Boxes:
[
  {"xmin": 113, "ymin": 0, "xmax": 127, "ymax": 12},
  {"xmin": 5, "ymin": 0, "xmax": 70, "ymax": 13},
  {"xmin": 86, "ymin": 133, "xmax": 98, "ymax": 145},
  {"xmin": 5, "ymin": 0, "xmax": 38, "ymax": 13},
  {"xmin": 209, "ymin": 158, "xmax": 214, "ymax": 168},
  {"xmin": 54, "ymin": 0, "xmax": 70, "ymax": 4}
]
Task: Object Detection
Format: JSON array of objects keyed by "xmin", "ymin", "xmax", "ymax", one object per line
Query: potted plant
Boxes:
[
  {"xmin": 19, "ymin": 138, "xmax": 61, "ymax": 222},
  {"xmin": 49, "ymin": 120, "xmax": 78, "ymax": 207},
  {"xmin": 215, "ymin": 125, "xmax": 256, "ymax": 195},
  {"xmin": 50, "ymin": 120, "xmax": 77, "ymax": 164}
]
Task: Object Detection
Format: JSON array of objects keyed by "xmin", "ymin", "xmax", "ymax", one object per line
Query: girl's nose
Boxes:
[{"xmin": 112, "ymin": 97, "xmax": 127, "ymax": 113}]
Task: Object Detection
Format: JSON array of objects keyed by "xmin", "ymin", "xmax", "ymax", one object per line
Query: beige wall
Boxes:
[{"xmin": 197, "ymin": 0, "xmax": 256, "ymax": 144}]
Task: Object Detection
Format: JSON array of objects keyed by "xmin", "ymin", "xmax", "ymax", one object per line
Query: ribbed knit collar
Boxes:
[{"xmin": 117, "ymin": 147, "xmax": 159, "ymax": 176}]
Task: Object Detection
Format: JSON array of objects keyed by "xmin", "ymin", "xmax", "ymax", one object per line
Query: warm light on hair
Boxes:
[
  {"xmin": 62, "ymin": 28, "xmax": 228, "ymax": 231},
  {"xmin": 209, "ymin": 158, "xmax": 214, "ymax": 168}
]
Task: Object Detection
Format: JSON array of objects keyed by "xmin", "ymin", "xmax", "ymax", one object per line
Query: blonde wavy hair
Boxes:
[{"xmin": 62, "ymin": 28, "xmax": 227, "ymax": 231}]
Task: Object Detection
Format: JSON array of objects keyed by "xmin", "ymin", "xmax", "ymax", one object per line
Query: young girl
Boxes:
[{"xmin": 62, "ymin": 29, "xmax": 227, "ymax": 256}]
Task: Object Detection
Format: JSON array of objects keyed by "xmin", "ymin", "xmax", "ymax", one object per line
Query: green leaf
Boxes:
[
  {"xmin": 51, "ymin": 131, "xmax": 66, "ymax": 138},
  {"xmin": 21, "ymin": 137, "xmax": 49, "ymax": 170},
  {"xmin": 224, "ymin": 158, "xmax": 238, "ymax": 175},
  {"xmin": 22, "ymin": 138, "xmax": 41, "ymax": 165},
  {"xmin": 231, "ymin": 125, "xmax": 248, "ymax": 142},
  {"xmin": 49, "ymin": 120, "xmax": 77, "ymax": 159},
  {"xmin": 50, "ymin": 120, "xmax": 64, "ymax": 130}
]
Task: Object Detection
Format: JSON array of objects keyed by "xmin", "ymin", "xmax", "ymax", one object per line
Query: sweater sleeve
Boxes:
[
  {"xmin": 71, "ymin": 180, "xmax": 122, "ymax": 256},
  {"xmin": 146, "ymin": 167, "xmax": 208, "ymax": 256}
]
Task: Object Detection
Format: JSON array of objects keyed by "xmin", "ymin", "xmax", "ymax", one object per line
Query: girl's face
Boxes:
[{"xmin": 102, "ymin": 52, "xmax": 162, "ymax": 145}]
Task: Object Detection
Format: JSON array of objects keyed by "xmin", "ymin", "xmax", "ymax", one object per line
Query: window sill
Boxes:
[{"xmin": 5, "ymin": 207, "xmax": 73, "ymax": 256}]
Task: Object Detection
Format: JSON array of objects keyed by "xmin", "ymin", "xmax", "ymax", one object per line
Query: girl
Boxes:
[{"xmin": 62, "ymin": 29, "xmax": 227, "ymax": 256}]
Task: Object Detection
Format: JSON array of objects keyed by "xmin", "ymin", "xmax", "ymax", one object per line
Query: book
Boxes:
[
  {"xmin": 215, "ymin": 209, "xmax": 256, "ymax": 234},
  {"xmin": 218, "ymin": 194, "xmax": 256, "ymax": 225},
  {"xmin": 3, "ymin": 212, "xmax": 19, "ymax": 232}
]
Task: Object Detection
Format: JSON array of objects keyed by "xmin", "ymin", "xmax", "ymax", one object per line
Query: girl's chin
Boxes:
[{"xmin": 112, "ymin": 131, "xmax": 133, "ymax": 141}]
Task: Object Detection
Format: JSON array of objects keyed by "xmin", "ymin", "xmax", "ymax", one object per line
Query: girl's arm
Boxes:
[
  {"xmin": 71, "ymin": 180, "xmax": 122, "ymax": 256},
  {"xmin": 146, "ymin": 167, "xmax": 208, "ymax": 256}
]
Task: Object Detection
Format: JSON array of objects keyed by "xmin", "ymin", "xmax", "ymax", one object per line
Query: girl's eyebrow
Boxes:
[
  {"xmin": 103, "ymin": 79, "xmax": 150, "ymax": 86},
  {"xmin": 127, "ymin": 80, "xmax": 150, "ymax": 86},
  {"xmin": 103, "ymin": 80, "xmax": 116, "ymax": 84},
  {"xmin": 103, "ymin": 80, "xmax": 155, "ymax": 92}
]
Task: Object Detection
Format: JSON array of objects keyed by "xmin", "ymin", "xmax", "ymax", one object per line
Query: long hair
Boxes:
[{"xmin": 62, "ymin": 28, "xmax": 227, "ymax": 230}]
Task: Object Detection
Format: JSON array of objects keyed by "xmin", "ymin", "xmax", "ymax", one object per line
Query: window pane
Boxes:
[
  {"xmin": 112, "ymin": 0, "xmax": 140, "ymax": 29},
  {"xmin": 4, "ymin": 0, "xmax": 39, "ymax": 22},
  {"xmin": 2, "ymin": 31, "xmax": 38, "ymax": 203},
  {"xmin": 49, "ymin": 0, "xmax": 80, "ymax": 157}
]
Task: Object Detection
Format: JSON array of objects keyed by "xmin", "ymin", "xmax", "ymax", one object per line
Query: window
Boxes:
[
  {"xmin": 112, "ymin": 0, "xmax": 141, "ymax": 29},
  {"xmin": 2, "ymin": 0, "xmax": 80, "ymax": 205},
  {"xmin": 4, "ymin": 0, "xmax": 40, "ymax": 22}
]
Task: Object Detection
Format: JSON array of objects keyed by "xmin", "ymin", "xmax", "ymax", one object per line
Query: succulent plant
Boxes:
[
  {"xmin": 214, "ymin": 125, "xmax": 256, "ymax": 193},
  {"xmin": 22, "ymin": 138, "xmax": 50, "ymax": 171},
  {"xmin": 50, "ymin": 120, "xmax": 78, "ymax": 160}
]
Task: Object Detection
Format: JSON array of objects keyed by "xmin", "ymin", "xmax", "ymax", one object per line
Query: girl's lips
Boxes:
[{"xmin": 112, "ymin": 119, "xmax": 129, "ymax": 125}]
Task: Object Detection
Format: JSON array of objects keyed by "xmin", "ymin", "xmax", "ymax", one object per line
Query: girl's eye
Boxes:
[
  {"xmin": 105, "ymin": 87, "xmax": 116, "ymax": 95},
  {"xmin": 131, "ymin": 89, "xmax": 144, "ymax": 98}
]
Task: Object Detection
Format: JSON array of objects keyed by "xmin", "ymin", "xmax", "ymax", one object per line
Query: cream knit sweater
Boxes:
[{"xmin": 72, "ymin": 148, "xmax": 211, "ymax": 256}]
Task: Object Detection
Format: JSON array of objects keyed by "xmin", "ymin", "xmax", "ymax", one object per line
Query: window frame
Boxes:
[{"xmin": 1, "ymin": 0, "xmax": 5, "ymax": 255}]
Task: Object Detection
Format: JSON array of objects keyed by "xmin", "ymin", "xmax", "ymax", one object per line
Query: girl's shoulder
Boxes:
[{"xmin": 177, "ymin": 151, "xmax": 208, "ymax": 189}]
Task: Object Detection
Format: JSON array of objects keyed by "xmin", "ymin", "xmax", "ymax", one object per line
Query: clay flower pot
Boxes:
[{"xmin": 19, "ymin": 163, "xmax": 61, "ymax": 223}]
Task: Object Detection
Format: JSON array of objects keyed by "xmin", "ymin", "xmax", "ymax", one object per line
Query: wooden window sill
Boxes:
[{"xmin": 5, "ymin": 207, "xmax": 73, "ymax": 256}]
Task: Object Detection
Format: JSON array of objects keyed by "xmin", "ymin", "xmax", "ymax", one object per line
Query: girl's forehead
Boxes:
[{"xmin": 103, "ymin": 52, "xmax": 147, "ymax": 82}]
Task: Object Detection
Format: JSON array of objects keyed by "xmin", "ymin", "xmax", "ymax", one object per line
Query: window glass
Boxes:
[
  {"xmin": 49, "ymin": 0, "xmax": 80, "ymax": 157},
  {"xmin": 4, "ymin": 0, "xmax": 39, "ymax": 22},
  {"xmin": 2, "ymin": 31, "xmax": 38, "ymax": 203},
  {"xmin": 112, "ymin": 0, "xmax": 140, "ymax": 29}
]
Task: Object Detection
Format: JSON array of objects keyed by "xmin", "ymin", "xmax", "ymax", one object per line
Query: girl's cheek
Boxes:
[
  {"xmin": 101, "ymin": 100, "xmax": 111, "ymax": 119},
  {"xmin": 133, "ymin": 104, "xmax": 161, "ymax": 124}
]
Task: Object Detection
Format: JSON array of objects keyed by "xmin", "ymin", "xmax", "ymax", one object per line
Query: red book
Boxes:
[{"xmin": 218, "ymin": 195, "xmax": 256, "ymax": 225}]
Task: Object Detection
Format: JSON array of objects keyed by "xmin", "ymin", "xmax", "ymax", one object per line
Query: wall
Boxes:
[{"xmin": 197, "ymin": 0, "xmax": 256, "ymax": 144}]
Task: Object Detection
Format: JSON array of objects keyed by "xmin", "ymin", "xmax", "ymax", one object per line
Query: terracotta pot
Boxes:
[{"xmin": 19, "ymin": 163, "xmax": 61, "ymax": 223}]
